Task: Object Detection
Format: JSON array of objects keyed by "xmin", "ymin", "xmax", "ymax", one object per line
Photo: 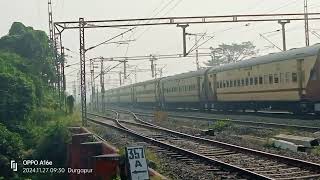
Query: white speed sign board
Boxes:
[{"xmin": 126, "ymin": 146, "xmax": 150, "ymax": 180}]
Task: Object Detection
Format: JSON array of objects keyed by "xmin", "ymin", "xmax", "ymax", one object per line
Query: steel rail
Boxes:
[
  {"xmin": 87, "ymin": 113, "xmax": 271, "ymax": 179},
  {"xmin": 90, "ymin": 111, "xmax": 320, "ymax": 178},
  {"xmin": 131, "ymin": 111, "xmax": 320, "ymax": 132}
]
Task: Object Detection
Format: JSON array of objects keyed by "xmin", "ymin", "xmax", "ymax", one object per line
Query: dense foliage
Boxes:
[
  {"xmin": 0, "ymin": 22, "xmax": 74, "ymax": 180},
  {"xmin": 0, "ymin": 22, "xmax": 58, "ymax": 125}
]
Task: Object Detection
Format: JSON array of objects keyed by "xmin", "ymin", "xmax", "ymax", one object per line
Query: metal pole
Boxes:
[
  {"xmin": 177, "ymin": 24, "xmax": 189, "ymax": 57},
  {"xmin": 119, "ymin": 72, "xmax": 122, "ymax": 86},
  {"xmin": 150, "ymin": 55, "xmax": 155, "ymax": 78},
  {"xmin": 100, "ymin": 59, "xmax": 105, "ymax": 112},
  {"xmin": 304, "ymin": 0, "xmax": 310, "ymax": 46},
  {"xmin": 79, "ymin": 17, "xmax": 87, "ymax": 126},
  {"xmin": 90, "ymin": 59, "xmax": 95, "ymax": 110},
  {"xmin": 154, "ymin": 63, "xmax": 157, "ymax": 78},
  {"xmin": 61, "ymin": 46, "xmax": 66, "ymax": 111},
  {"xmin": 48, "ymin": 0, "xmax": 54, "ymax": 43},
  {"xmin": 123, "ymin": 59, "xmax": 127, "ymax": 79},
  {"xmin": 53, "ymin": 29, "xmax": 61, "ymax": 105},
  {"xmin": 134, "ymin": 66, "xmax": 137, "ymax": 83},
  {"xmin": 278, "ymin": 20, "xmax": 290, "ymax": 51},
  {"xmin": 195, "ymin": 36, "xmax": 200, "ymax": 70},
  {"xmin": 96, "ymin": 88, "xmax": 99, "ymax": 112}
]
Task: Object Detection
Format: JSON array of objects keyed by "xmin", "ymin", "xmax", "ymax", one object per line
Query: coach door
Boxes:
[{"xmin": 210, "ymin": 73, "xmax": 217, "ymax": 101}]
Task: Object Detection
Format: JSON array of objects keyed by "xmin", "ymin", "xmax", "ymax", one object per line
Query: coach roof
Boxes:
[
  {"xmin": 161, "ymin": 69, "xmax": 207, "ymax": 81},
  {"xmin": 209, "ymin": 43, "xmax": 320, "ymax": 73}
]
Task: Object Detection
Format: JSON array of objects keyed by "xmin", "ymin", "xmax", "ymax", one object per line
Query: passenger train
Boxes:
[{"xmin": 101, "ymin": 44, "xmax": 320, "ymax": 114}]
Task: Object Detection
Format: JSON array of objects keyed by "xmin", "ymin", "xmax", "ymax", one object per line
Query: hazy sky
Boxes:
[{"xmin": 1, "ymin": 0, "xmax": 320, "ymax": 94}]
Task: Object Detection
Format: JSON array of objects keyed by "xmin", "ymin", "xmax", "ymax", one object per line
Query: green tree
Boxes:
[
  {"xmin": 0, "ymin": 73, "xmax": 35, "ymax": 123},
  {"xmin": 0, "ymin": 22, "xmax": 56, "ymax": 84},
  {"xmin": 206, "ymin": 41, "xmax": 258, "ymax": 67}
]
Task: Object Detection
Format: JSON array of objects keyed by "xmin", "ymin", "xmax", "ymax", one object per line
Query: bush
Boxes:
[
  {"xmin": 209, "ymin": 120, "xmax": 232, "ymax": 132},
  {"xmin": 34, "ymin": 120, "xmax": 70, "ymax": 166},
  {"xmin": 0, "ymin": 123, "xmax": 24, "ymax": 179},
  {"xmin": 311, "ymin": 146, "xmax": 320, "ymax": 156}
]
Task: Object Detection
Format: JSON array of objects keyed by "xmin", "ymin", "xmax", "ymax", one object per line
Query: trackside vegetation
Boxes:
[{"xmin": 0, "ymin": 22, "xmax": 79, "ymax": 180}]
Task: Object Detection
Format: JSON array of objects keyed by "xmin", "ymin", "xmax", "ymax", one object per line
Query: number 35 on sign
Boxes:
[{"xmin": 126, "ymin": 146, "xmax": 150, "ymax": 180}]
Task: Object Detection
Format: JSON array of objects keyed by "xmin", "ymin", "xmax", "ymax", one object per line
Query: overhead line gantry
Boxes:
[{"xmin": 54, "ymin": 12, "xmax": 320, "ymax": 126}]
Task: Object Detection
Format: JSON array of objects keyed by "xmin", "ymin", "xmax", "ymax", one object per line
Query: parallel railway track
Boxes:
[
  {"xmin": 120, "ymin": 109, "xmax": 320, "ymax": 132},
  {"xmin": 87, "ymin": 111, "xmax": 320, "ymax": 180}
]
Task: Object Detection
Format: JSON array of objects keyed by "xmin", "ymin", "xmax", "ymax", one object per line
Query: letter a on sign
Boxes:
[
  {"xmin": 135, "ymin": 160, "xmax": 142, "ymax": 168},
  {"xmin": 126, "ymin": 146, "xmax": 150, "ymax": 180}
]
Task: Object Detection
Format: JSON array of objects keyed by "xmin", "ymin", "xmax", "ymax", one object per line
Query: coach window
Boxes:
[
  {"xmin": 274, "ymin": 74, "xmax": 279, "ymax": 83},
  {"xmin": 241, "ymin": 79, "xmax": 245, "ymax": 86},
  {"xmin": 233, "ymin": 80, "xmax": 237, "ymax": 87},
  {"xmin": 223, "ymin": 81, "xmax": 226, "ymax": 88},
  {"xmin": 292, "ymin": 72, "xmax": 298, "ymax": 82},
  {"xmin": 226, "ymin": 80, "xmax": 229, "ymax": 87},
  {"xmin": 254, "ymin": 77, "xmax": 258, "ymax": 85},
  {"xmin": 230, "ymin": 80, "xmax": 233, "ymax": 87},
  {"xmin": 269, "ymin": 74, "xmax": 273, "ymax": 84},
  {"xmin": 279, "ymin": 73, "xmax": 283, "ymax": 83},
  {"xmin": 249, "ymin": 77, "xmax": 252, "ymax": 85},
  {"xmin": 245, "ymin": 78, "xmax": 249, "ymax": 86},
  {"xmin": 264, "ymin": 75, "xmax": 268, "ymax": 84},
  {"xmin": 220, "ymin": 81, "xmax": 222, "ymax": 88},
  {"xmin": 259, "ymin": 76, "xmax": 263, "ymax": 85},
  {"xmin": 285, "ymin": 72, "xmax": 290, "ymax": 83}
]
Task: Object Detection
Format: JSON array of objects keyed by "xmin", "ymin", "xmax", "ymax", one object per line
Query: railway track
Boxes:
[
  {"xmin": 87, "ymin": 113, "xmax": 245, "ymax": 179},
  {"xmin": 88, "ymin": 111, "xmax": 320, "ymax": 180},
  {"xmin": 121, "ymin": 110, "xmax": 320, "ymax": 132}
]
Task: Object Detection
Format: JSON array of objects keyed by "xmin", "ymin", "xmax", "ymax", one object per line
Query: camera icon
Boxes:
[{"xmin": 11, "ymin": 160, "xmax": 17, "ymax": 172}]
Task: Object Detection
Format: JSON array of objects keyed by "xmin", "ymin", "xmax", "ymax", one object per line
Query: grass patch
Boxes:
[
  {"xmin": 209, "ymin": 120, "xmax": 232, "ymax": 132},
  {"xmin": 311, "ymin": 146, "xmax": 320, "ymax": 156}
]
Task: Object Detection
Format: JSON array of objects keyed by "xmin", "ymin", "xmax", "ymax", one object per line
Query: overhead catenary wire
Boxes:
[{"xmin": 86, "ymin": 27, "xmax": 136, "ymax": 52}]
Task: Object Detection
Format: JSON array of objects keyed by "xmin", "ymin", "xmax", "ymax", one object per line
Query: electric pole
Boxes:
[
  {"xmin": 79, "ymin": 17, "xmax": 87, "ymax": 126},
  {"xmin": 123, "ymin": 59, "xmax": 128, "ymax": 79},
  {"xmin": 278, "ymin": 20, "xmax": 290, "ymax": 51},
  {"xmin": 73, "ymin": 80, "xmax": 76, "ymax": 100},
  {"xmin": 195, "ymin": 35, "xmax": 200, "ymax": 70},
  {"xmin": 90, "ymin": 59, "xmax": 95, "ymax": 111},
  {"xmin": 134, "ymin": 66, "xmax": 138, "ymax": 83},
  {"xmin": 61, "ymin": 47, "xmax": 66, "ymax": 112},
  {"xmin": 150, "ymin": 55, "xmax": 156, "ymax": 78},
  {"xmin": 100, "ymin": 59, "xmax": 105, "ymax": 112},
  {"xmin": 96, "ymin": 88, "xmax": 99, "ymax": 112},
  {"xmin": 48, "ymin": 0, "xmax": 54, "ymax": 43},
  {"xmin": 177, "ymin": 24, "xmax": 189, "ymax": 57},
  {"xmin": 304, "ymin": 0, "xmax": 310, "ymax": 46},
  {"xmin": 119, "ymin": 72, "xmax": 122, "ymax": 86},
  {"xmin": 154, "ymin": 63, "xmax": 158, "ymax": 78}
]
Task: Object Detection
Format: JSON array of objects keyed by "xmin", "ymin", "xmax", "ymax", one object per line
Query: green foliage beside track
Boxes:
[{"xmin": 0, "ymin": 22, "xmax": 74, "ymax": 180}]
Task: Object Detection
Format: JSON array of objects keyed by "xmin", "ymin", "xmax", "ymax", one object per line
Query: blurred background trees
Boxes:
[{"xmin": 206, "ymin": 41, "xmax": 258, "ymax": 67}]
